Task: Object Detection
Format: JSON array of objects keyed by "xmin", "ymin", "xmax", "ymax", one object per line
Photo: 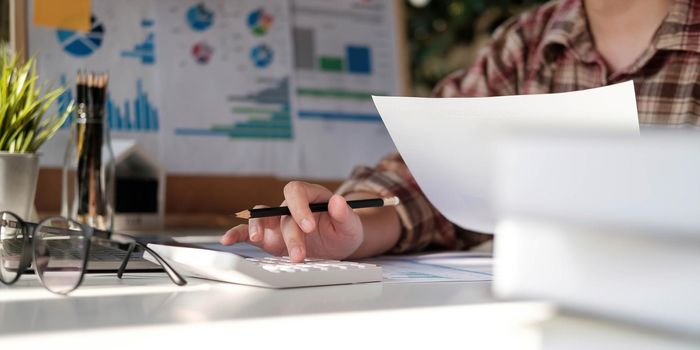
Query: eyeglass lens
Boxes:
[
  {"xmin": 33, "ymin": 217, "xmax": 87, "ymax": 294},
  {"xmin": 0, "ymin": 211, "xmax": 25, "ymax": 284}
]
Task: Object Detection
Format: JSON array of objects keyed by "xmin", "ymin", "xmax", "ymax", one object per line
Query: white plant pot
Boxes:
[{"xmin": 0, "ymin": 152, "xmax": 39, "ymax": 219}]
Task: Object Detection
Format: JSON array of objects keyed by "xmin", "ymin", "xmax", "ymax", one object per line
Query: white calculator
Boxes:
[{"xmin": 145, "ymin": 243, "xmax": 383, "ymax": 288}]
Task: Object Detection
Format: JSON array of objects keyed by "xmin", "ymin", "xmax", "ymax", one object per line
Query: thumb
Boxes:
[{"xmin": 327, "ymin": 194, "xmax": 361, "ymax": 234}]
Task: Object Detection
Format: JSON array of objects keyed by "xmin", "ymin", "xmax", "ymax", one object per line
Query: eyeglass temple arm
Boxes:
[
  {"xmin": 116, "ymin": 243, "xmax": 136, "ymax": 279},
  {"xmin": 117, "ymin": 242, "xmax": 187, "ymax": 286}
]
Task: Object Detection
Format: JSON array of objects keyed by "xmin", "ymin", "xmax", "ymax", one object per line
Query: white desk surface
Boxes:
[{"xmin": 0, "ymin": 272, "xmax": 552, "ymax": 349}]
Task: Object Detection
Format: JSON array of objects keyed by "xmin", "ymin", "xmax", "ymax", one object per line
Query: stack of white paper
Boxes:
[{"xmin": 492, "ymin": 132, "xmax": 700, "ymax": 336}]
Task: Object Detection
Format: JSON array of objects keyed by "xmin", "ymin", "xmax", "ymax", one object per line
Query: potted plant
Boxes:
[{"xmin": 0, "ymin": 48, "xmax": 73, "ymax": 219}]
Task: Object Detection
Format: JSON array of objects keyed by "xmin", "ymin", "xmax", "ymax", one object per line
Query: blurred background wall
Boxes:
[{"xmin": 1, "ymin": 1, "xmax": 9, "ymax": 43}]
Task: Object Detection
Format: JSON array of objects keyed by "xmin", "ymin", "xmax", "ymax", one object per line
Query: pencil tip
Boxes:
[
  {"xmin": 235, "ymin": 210, "xmax": 251, "ymax": 219},
  {"xmin": 383, "ymin": 196, "xmax": 400, "ymax": 206}
]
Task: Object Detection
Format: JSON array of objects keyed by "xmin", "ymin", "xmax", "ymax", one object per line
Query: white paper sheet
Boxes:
[
  {"xmin": 178, "ymin": 241, "xmax": 492, "ymax": 283},
  {"xmin": 373, "ymin": 81, "xmax": 640, "ymax": 233},
  {"xmin": 362, "ymin": 252, "xmax": 492, "ymax": 283}
]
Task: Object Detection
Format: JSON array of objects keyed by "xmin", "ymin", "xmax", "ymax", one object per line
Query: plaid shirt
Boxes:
[{"xmin": 338, "ymin": 0, "xmax": 700, "ymax": 253}]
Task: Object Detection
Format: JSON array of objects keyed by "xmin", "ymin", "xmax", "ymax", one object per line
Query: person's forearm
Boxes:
[{"xmin": 345, "ymin": 192, "xmax": 401, "ymax": 259}]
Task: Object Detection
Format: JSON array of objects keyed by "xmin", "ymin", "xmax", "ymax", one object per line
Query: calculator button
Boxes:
[{"xmin": 261, "ymin": 265, "xmax": 280, "ymax": 273}]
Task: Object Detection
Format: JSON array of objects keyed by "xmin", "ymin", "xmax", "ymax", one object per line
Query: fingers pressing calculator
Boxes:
[{"xmin": 145, "ymin": 243, "xmax": 382, "ymax": 288}]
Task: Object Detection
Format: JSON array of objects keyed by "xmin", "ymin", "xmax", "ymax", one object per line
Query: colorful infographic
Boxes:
[
  {"xmin": 28, "ymin": 0, "xmax": 401, "ymax": 178},
  {"xmin": 291, "ymin": 0, "xmax": 401, "ymax": 178},
  {"xmin": 156, "ymin": 0, "xmax": 298, "ymax": 175},
  {"xmin": 29, "ymin": 0, "xmax": 161, "ymax": 167}
]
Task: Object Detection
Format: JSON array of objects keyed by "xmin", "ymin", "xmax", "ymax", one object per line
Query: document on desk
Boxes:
[
  {"xmin": 362, "ymin": 252, "xmax": 493, "ymax": 283},
  {"xmin": 373, "ymin": 81, "xmax": 640, "ymax": 233}
]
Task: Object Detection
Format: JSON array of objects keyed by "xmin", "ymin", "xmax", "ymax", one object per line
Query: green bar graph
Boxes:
[
  {"xmin": 297, "ymin": 87, "xmax": 387, "ymax": 100},
  {"xmin": 175, "ymin": 78, "xmax": 293, "ymax": 140},
  {"xmin": 319, "ymin": 56, "xmax": 343, "ymax": 72},
  {"xmin": 232, "ymin": 106, "xmax": 283, "ymax": 114}
]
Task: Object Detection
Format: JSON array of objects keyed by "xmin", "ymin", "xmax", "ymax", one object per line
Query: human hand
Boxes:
[{"xmin": 220, "ymin": 181, "xmax": 364, "ymax": 262}]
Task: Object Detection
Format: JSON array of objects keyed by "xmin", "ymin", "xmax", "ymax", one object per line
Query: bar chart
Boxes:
[
  {"xmin": 294, "ymin": 27, "xmax": 372, "ymax": 75},
  {"xmin": 293, "ymin": 26, "xmax": 384, "ymax": 122},
  {"xmin": 106, "ymin": 79, "xmax": 159, "ymax": 132},
  {"xmin": 175, "ymin": 78, "xmax": 292, "ymax": 140},
  {"xmin": 119, "ymin": 19, "xmax": 155, "ymax": 64},
  {"xmin": 292, "ymin": 0, "xmax": 398, "ymax": 125},
  {"xmin": 120, "ymin": 33, "xmax": 155, "ymax": 64},
  {"xmin": 58, "ymin": 76, "xmax": 159, "ymax": 132}
]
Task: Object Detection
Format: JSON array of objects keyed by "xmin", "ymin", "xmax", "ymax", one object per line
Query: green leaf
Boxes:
[
  {"xmin": 19, "ymin": 129, "xmax": 34, "ymax": 152},
  {"xmin": 0, "ymin": 48, "xmax": 72, "ymax": 153}
]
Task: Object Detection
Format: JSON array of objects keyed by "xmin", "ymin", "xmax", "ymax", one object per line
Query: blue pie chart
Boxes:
[
  {"xmin": 56, "ymin": 15, "xmax": 105, "ymax": 57},
  {"xmin": 250, "ymin": 44, "xmax": 273, "ymax": 68},
  {"xmin": 186, "ymin": 3, "xmax": 214, "ymax": 31}
]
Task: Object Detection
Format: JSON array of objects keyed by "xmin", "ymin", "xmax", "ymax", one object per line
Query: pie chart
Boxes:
[
  {"xmin": 250, "ymin": 44, "xmax": 274, "ymax": 68},
  {"xmin": 191, "ymin": 41, "xmax": 214, "ymax": 64},
  {"xmin": 56, "ymin": 15, "xmax": 105, "ymax": 57},
  {"xmin": 247, "ymin": 8, "xmax": 274, "ymax": 36},
  {"xmin": 186, "ymin": 3, "xmax": 214, "ymax": 31}
]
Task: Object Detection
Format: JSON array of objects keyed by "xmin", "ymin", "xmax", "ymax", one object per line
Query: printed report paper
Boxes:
[
  {"xmin": 373, "ymin": 81, "xmax": 640, "ymax": 233},
  {"xmin": 362, "ymin": 251, "xmax": 492, "ymax": 283}
]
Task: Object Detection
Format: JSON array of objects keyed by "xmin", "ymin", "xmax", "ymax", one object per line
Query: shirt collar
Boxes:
[
  {"xmin": 538, "ymin": 0, "xmax": 597, "ymax": 64},
  {"xmin": 655, "ymin": 0, "xmax": 700, "ymax": 53},
  {"xmin": 538, "ymin": 0, "xmax": 700, "ymax": 65}
]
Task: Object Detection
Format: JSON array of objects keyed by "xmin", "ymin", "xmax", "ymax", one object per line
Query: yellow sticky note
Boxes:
[{"xmin": 33, "ymin": 0, "xmax": 92, "ymax": 32}]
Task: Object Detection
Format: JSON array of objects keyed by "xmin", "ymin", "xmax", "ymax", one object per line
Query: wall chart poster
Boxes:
[
  {"xmin": 28, "ymin": 0, "xmax": 160, "ymax": 167},
  {"xmin": 28, "ymin": 0, "xmax": 401, "ymax": 179},
  {"xmin": 156, "ymin": 0, "xmax": 298, "ymax": 175},
  {"xmin": 291, "ymin": 0, "xmax": 401, "ymax": 179}
]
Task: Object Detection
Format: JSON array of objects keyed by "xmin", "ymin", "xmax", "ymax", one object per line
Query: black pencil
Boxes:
[{"xmin": 235, "ymin": 197, "xmax": 400, "ymax": 219}]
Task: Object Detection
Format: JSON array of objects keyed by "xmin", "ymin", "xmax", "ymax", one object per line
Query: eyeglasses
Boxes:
[{"xmin": 0, "ymin": 211, "xmax": 187, "ymax": 294}]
